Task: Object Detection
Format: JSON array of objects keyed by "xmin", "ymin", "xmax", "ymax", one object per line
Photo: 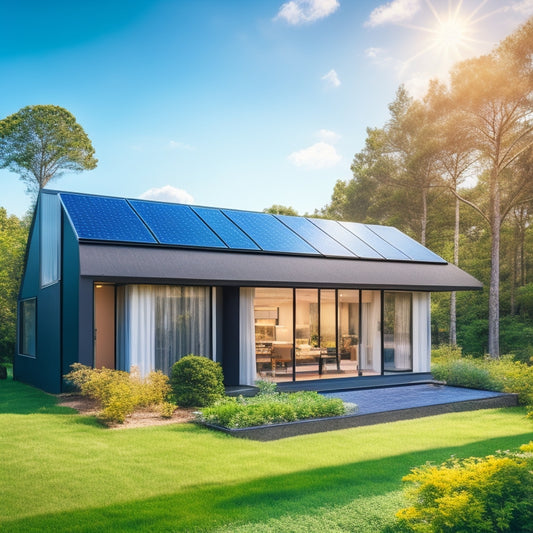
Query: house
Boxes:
[{"xmin": 15, "ymin": 190, "xmax": 482, "ymax": 393}]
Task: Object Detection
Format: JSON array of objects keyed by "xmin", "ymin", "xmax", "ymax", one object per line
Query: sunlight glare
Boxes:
[{"xmin": 434, "ymin": 17, "xmax": 468, "ymax": 51}]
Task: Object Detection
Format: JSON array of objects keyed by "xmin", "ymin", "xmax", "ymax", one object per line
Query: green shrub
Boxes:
[
  {"xmin": 159, "ymin": 401, "xmax": 177, "ymax": 418},
  {"xmin": 170, "ymin": 355, "xmax": 225, "ymax": 407},
  {"xmin": 431, "ymin": 344, "xmax": 463, "ymax": 364},
  {"xmin": 199, "ymin": 390, "xmax": 348, "ymax": 429},
  {"xmin": 432, "ymin": 357, "xmax": 498, "ymax": 390},
  {"xmin": 64, "ymin": 364, "xmax": 174, "ymax": 424},
  {"xmin": 255, "ymin": 379, "xmax": 278, "ymax": 395},
  {"xmin": 396, "ymin": 443, "xmax": 533, "ymax": 532},
  {"xmin": 432, "ymin": 354, "xmax": 533, "ymax": 416}
]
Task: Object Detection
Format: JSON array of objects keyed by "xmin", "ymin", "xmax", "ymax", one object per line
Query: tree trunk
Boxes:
[
  {"xmin": 420, "ymin": 187, "xmax": 427, "ymax": 246},
  {"xmin": 449, "ymin": 196, "xmax": 460, "ymax": 346},
  {"xmin": 488, "ymin": 171, "xmax": 500, "ymax": 358}
]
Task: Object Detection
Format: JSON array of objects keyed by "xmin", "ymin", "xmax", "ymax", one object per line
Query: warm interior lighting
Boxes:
[{"xmin": 95, "ymin": 284, "xmax": 103, "ymax": 289}]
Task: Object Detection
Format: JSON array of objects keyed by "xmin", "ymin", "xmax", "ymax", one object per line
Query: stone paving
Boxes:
[{"xmin": 322, "ymin": 384, "xmax": 511, "ymax": 415}]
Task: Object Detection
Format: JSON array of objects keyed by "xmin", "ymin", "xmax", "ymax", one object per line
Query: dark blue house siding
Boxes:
[
  {"xmin": 15, "ymin": 198, "xmax": 63, "ymax": 392},
  {"xmin": 61, "ymin": 216, "xmax": 80, "ymax": 382}
]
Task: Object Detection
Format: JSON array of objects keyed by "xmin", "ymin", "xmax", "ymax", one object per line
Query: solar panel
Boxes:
[
  {"xmin": 222, "ymin": 209, "xmax": 320, "ymax": 255},
  {"xmin": 366, "ymin": 224, "xmax": 446, "ymax": 263},
  {"xmin": 60, "ymin": 193, "xmax": 156, "ymax": 243},
  {"xmin": 307, "ymin": 218, "xmax": 384, "ymax": 259},
  {"xmin": 191, "ymin": 206, "xmax": 260, "ymax": 250},
  {"xmin": 129, "ymin": 200, "xmax": 227, "ymax": 248},
  {"xmin": 275, "ymin": 214, "xmax": 356, "ymax": 257},
  {"xmin": 340, "ymin": 221, "xmax": 411, "ymax": 261}
]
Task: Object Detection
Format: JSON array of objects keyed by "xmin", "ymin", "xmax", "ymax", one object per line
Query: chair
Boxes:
[
  {"xmin": 319, "ymin": 347, "xmax": 341, "ymax": 374},
  {"xmin": 271, "ymin": 345, "xmax": 293, "ymax": 374}
]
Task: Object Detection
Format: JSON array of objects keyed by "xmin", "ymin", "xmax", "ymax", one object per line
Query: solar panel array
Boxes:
[{"xmin": 58, "ymin": 192, "xmax": 446, "ymax": 263}]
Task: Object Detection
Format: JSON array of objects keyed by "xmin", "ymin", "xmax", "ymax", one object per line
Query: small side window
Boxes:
[{"xmin": 20, "ymin": 298, "xmax": 37, "ymax": 357}]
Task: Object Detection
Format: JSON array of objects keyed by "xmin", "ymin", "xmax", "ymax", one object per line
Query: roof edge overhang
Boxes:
[{"xmin": 79, "ymin": 244, "xmax": 482, "ymax": 292}]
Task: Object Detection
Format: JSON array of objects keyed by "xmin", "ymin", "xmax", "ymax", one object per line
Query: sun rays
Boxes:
[{"xmin": 398, "ymin": 0, "xmax": 501, "ymax": 74}]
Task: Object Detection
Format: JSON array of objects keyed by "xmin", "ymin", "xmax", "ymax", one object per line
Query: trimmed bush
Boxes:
[
  {"xmin": 170, "ymin": 355, "xmax": 225, "ymax": 407},
  {"xmin": 199, "ymin": 390, "xmax": 348, "ymax": 429},
  {"xmin": 396, "ymin": 443, "xmax": 533, "ymax": 532}
]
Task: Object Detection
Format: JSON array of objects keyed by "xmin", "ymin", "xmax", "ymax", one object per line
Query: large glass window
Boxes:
[
  {"xmin": 254, "ymin": 288, "xmax": 293, "ymax": 381},
  {"xmin": 384, "ymin": 292, "xmax": 413, "ymax": 371},
  {"xmin": 117, "ymin": 285, "xmax": 211, "ymax": 376},
  {"xmin": 360, "ymin": 290, "xmax": 381, "ymax": 375},
  {"xmin": 338, "ymin": 290, "xmax": 360, "ymax": 374},
  {"xmin": 40, "ymin": 193, "xmax": 61, "ymax": 287},
  {"xmin": 252, "ymin": 288, "xmax": 416, "ymax": 382},
  {"xmin": 295, "ymin": 289, "xmax": 320, "ymax": 378},
  {"xmin": 20, "ymin": 298, "xmax": 37, "ymax": 357}
]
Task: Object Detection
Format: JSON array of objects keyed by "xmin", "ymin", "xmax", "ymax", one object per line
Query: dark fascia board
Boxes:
[{"xmin": 79, "ymin": 243, "xmax": 482, "ymax": 292}]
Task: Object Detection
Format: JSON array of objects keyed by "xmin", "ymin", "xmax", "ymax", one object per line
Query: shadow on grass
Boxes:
[
  {"xmin": 0, "ymin": 377, "xmax": 75, "ymax": 416},
  {"xmin": 3, "ymin": 432, "xmax": 533, "ymax": 533}
]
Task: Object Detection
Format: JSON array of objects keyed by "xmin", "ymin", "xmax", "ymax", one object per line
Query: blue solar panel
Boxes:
[
  {"xmin": 191, "ymin": 207, "xmax": 260, "ymax": 250},
  {"xmin": 366, "ymin": 224, "xmax": 446, "ymax": 263},
  {"xmin": 222, "ymin": 209, "xmax": 320, "ymax": 255},
  {"xmin": 129, "ymin": 200, "xmax": 227, "ymax": 248},
  {"xmin": 307, "ymin": 218, "xmax": 384, "ymax": 259},
  {"xmin": 340, "ymin": 221, "xmax": 411, "ymax": 261},
  {"xmin": 275, "ymin": 214, "xmax": 356, "ymax": 257},
  {"xmin": 60, "ymin": 193, "xmax": 157, "ymax": 243}
]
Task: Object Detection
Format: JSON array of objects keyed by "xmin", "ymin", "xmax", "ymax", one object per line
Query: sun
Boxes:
[
  {"xmin": 399, "ymin": 0, "xmax": 494, "ymax": 74},
  {"xmin": 433, "ymin": 17, "xmax": 469, "ymax": 53}
]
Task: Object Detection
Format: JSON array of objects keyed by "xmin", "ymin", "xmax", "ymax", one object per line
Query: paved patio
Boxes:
[
  {"xmin": 219, "ymin": 382, "xmax": 518, "ymax": 441},
  {"xmin": 321, "ymin": 383, "xmax": 514, "ymax": 416}
]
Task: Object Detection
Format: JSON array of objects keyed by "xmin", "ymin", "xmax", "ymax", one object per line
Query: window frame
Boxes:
[{"xmin": 19, "ymin": 297, "xmax": 37, "ymax": 358}]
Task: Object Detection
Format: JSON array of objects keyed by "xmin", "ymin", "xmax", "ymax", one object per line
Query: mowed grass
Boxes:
[{"xmin": 1, "ymin": 377, "xmax": 533, "ymax": 533}]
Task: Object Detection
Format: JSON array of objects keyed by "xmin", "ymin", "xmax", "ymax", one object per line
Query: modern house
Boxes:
[{"xmin": 15, "ymin": 190, "xmax": 482, "ymax": 393}]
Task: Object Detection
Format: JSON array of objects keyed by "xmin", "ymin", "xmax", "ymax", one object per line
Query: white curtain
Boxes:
[
  {"xmin": 117, "ymin": 285, "xmax": 155, "ymax": 376},
  {"xmin": 361, "ymin": 290, "xmax": 381, "ymax": 372},
  {"xmin": 412, "ymin": 292, "xmax": 431, "ymax": 372},
  {"xmin": 393, "ymin": 293, "xmax": 412, "ymax": 370},
  {"xmin": 117, "ymin": 285, "xmax": 211, "ymax": 376},
  {"xmin": 239, "ymin": 287, "xmax": 256, "ymax": 385}
]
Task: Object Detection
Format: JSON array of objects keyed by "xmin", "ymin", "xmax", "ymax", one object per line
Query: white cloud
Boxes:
[
  {"xmin": 365, "ymin": 0, "xmax": 420, "ymax": 28},
  {"xmin": 139, "ymin": 185, "xmax": 194, "ymax": 204},
  {"xmin": 511, "ymin": 0, "xmax": 533, "ymax": 14},
  {"xmin": 317, "ymin": 129, "xmax": 341, "ymax": 142},
  {"xmin": 365, "ymin": 47, "xmax": 383, "ymax": 58},
  {"xmin": 288, "ymin": 142, "xmax": 341, "ymax": 169},
  {"xmin": 276, "ymin": 0, "xmax": 339, "ymax": 25},
  {"xmin": 321, "ymin": 69, "xmax": 341, "ymax": 87},
  {"xmin": 168, "ymin": 140, "xmax": 195, "ymax": 151}
]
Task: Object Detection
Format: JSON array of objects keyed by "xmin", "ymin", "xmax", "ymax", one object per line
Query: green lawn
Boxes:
[{"xmin": 1, "ymin": 377, "xmax": 532, "ymax": 532}]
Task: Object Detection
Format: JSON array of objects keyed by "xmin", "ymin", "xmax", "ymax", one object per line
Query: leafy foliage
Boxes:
[
  {"xmin": 396, "ymin": 444, "xmax": 533, "ymax": 532},
  {"xmin": 0, "ymin": 209, "xmax": 28, "ymax": 363},
  {"xmin": 0, "ymin": 105, "xmax": 97, "ymax": 194},
  {"xmin": 170, "ymin": 355, "xmax": 225, "ymax": 407},
  {"xmin": 431, "ymin": 352, "xmax": 533, "ymax": 416},
  {"xmin": 198, "ymin": 390, "xmax": 348, "ymax": 429},
  {"xmin": 64, "ymin": 364, "xmax": 175, "ymax": 424}
]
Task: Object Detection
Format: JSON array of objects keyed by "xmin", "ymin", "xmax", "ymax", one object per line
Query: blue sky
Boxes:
[{"xmin": 2, "ymin": 0, "xmax": 532, "ymax": 218}]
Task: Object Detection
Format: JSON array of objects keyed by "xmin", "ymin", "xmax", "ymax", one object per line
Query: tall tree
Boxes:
[
  {"xmin": 0, "ymin": 105, "xmax": 97, "ymax": 195},
  {"xmin": 426, "ymin": 80, "xmax": 479, "ymax": 345},
  {"xmin": 445, "ymin": 19, "xmax": 533, "ymax": 357}
]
